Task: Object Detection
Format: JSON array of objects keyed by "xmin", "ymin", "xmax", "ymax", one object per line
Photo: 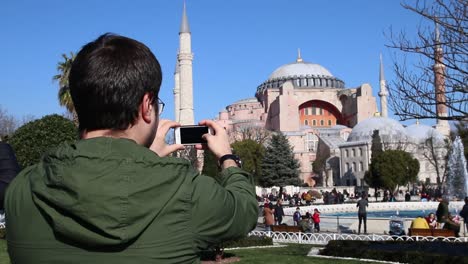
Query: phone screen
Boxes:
[{"xmin": 179, "ymin": 126, "xmax": 209, "ymax": 144}]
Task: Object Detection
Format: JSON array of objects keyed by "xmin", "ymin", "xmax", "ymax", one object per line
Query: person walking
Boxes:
[
  {"xmin": 312, "ymin": 208, "xmax": 321, "ymax": 232},
  {"xmin": 263, "ymin": 203, "xmax": 275, "ymax": 231},
  {"xmin": 274, "ymin": 199, "xmax": 285, "ymax": 225},
  {"xmin": 357, "ymin": 194, "xmax": 369, "ymax": 234}
]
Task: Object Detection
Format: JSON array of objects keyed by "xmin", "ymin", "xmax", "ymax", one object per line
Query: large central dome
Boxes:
[
  {"xmin": 269, "ymin": 61, "xmax": 333, "ymax": 80},
  {"xmin": 256, "ymin": 53, "xmax": 345, "ymax": 94}
]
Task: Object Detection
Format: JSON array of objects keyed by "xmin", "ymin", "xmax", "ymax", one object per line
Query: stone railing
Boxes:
[{"xmin": 249, "ymin": 231, "xmax": 468, "ymax": 245}]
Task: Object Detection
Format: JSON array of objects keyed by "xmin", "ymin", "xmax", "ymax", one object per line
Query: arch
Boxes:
[{"xmin": 298, "ymin": 100, "xmax": 344, "ymax": 127}]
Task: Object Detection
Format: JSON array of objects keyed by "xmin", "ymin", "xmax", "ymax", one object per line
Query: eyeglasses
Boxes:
[{"xmin": 157, "ymin": 98, "xmax": 165, "ymax": 116}]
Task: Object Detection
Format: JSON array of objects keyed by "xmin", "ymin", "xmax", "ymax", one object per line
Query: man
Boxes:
[
  {"xmin": 5, "ymin": 34, "xmax": 258, "ymax": 263},
  {"xmin": 405, "ymin": 191, "xmax": 411, "ymax": 202},
  {"xmin": 356, "ymin": 194, "xmax": 368, "ymax": 234},
  {"xmin": 436, "ymin": 197, "xmax": 460, "ymax": 237},
  {"xmin": 274, "ymin": 198, "xmax": 285, "ymax": 225},
  {"xmin": 299, "ymin": 215, "xmax": 312, "ymax": 233},
  {"xmin": 460, "ymin": 197, "xmax": 468, "ymax": 234}
]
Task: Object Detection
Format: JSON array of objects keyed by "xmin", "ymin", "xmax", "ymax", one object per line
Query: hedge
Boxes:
[{"xmin": 320, "ymin": 240, "xmax": 468, "ymax": 264}]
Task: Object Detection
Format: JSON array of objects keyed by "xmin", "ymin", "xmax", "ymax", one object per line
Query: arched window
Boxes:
[
  {"xmin": 345, "ymin": 149, "xmax": 349, "ymax": 157},
  {"xmin": 328, "ymin": 120, "xmax": 332, "ymax": 126},
  {"xmin": 359, "ymin": 162, "xmax": 363, "ymax": 171},
  {"xmin": 313, "ymin": 120, "xmax": 317, "ymax": 126},
  {"xmin": 352, "ymin": 162, "xmax": 356, "ymax": 172},
  {"xmin": 345, "ymin": 163, "xmax": 349, "ymax": 171},
  {"xmin": 359, "ymin": 148, "xmax": 363, "ymax": 156},
  {"xmin": 352, "ymin": 149, "xmax": 355, "ymax": 157},
  {"xmin": 305, "ymin": 133, "xmax": 318, "ymax": 152},
  {"xmin": 320, "ymin": 120, "xmax": 324, "ymax": 126},
  {"xmin": 312, "ymin": 107, "xmax": 317, "ymax": 115},
  {"xmin": 304, "ymin": 120, "xmax": 309, "ymax": 126}
]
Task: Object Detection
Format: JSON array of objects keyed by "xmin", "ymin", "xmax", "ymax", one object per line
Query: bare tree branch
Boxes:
[{"xmin": 386, "ymin": 0, "xmax": 467, "ymax": 121}]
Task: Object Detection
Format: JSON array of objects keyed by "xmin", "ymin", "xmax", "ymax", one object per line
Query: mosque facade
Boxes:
[{"xmin": 174, "ymin": 4, "xmax": 449, "ymax": 188}]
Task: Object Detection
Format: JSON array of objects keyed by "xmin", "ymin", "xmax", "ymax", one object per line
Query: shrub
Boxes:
[
  {"xmin": 222, "ymin": 235, "xmax": 273, "ymax": 248},
  {"xmin": 200, "ymin": 235, "xmax": 273, "ymax": 261},
  {"xmin": 320, "ymin": 240, "xmax": 468, "ymax": 264},
  {"xmin": 8, "ymin": 114, "xmax": 77, "ymax": 168}
]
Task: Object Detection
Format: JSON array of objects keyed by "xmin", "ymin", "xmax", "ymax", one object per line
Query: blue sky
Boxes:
[{"xmin": 1, "ymin": 0, "xmax": 428, "ymax": 126}]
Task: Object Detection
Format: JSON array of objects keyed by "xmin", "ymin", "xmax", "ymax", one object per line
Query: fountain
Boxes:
[{"xmin": 445, "ymin": 136, "xmax": 468, "ymax": 200}]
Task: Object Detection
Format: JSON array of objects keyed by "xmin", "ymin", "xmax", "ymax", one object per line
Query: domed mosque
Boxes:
[
  {"xmin": 216, "ymin": 50, "xmax": 378, "ymax": 186},
  {"xmin": 215, "ymin": 50, "xmax": 448, "ymax": 187}
]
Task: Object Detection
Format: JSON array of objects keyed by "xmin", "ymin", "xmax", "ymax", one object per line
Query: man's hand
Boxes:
[
  {"xmin": 195, "ymin": 120, "xmax": 237, "ymax": 169},
  {"xmin": 150, "ymin": 119, "xmax": 184, "ymax": 157}
]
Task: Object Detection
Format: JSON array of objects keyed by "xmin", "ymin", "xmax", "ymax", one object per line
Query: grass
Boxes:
[
  {"xmin": 0, "ymin": 239, "xmax": 9, "ymax": 264},
  {"xmin": 227, "ymin": 244, "xmax": 382, "ymax": 263},
  {"xmin": 0, "ymin": 240, "xmax": 380, "ymax": 264}
]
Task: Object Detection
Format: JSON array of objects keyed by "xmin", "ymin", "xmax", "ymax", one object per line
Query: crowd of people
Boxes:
[{"xmin": 262, "ymin": 189, "xmax": 468, "ymax": 236}]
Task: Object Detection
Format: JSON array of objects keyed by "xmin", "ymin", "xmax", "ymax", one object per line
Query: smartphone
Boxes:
[{"xmin": 174, "ymin": 125, "xmax": 212, "ymax": 145}]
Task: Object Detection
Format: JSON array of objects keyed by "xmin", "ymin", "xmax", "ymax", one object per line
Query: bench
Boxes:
[
  {"xmin": 408, "ymin": 228, "xmax": 455, "ymax": 237},
  {"xmin": 271, "ymin": 225, "xmax": 302, "ymax": 232}
]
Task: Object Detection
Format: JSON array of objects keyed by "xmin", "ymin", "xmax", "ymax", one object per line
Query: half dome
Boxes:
[
  {"xmin": 348, "ymin": 117, "xmax": 407, "ymax": 142},
  {"xmin": 405, "ymin": 122, "xmax": 444, "ymax": 144}
]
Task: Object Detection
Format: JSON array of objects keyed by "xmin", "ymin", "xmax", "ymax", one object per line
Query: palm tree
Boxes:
[{"xmin": 53, "ymin": 52, "xmax": 78, "ymax": 125}]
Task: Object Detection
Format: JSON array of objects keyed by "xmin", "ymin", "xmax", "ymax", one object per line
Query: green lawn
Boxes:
[
  {"xmin": 0, "ymin": 240, "xmax": 379, "ymax": 264},
  {"xmin": 227, "ymin": 244, "xmax": 381, "ymax": 264},
  {"xmin": 0, "ymin": 239, "xmax": 9, "ymax": 264}
]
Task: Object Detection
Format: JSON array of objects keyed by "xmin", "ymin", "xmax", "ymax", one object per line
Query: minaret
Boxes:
[
  {"xmin": 378, "ymin": 53, "xmax": 388, "ymax": 118},
  {"xmin": 433, "ymin": 23, "xmax": 450, "ymax": 136},
  {"xmin": 178, "ymin": 1, "xmax": 194, "ymax": 125},
  {"xmin": 173, "ymin": 54, "xmax": 180, "ymax": 122}
]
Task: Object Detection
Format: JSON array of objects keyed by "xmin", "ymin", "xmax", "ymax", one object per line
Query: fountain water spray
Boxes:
[{"xmin": 445, "ymin": 136, "xmax": 468, "ymax": 200}]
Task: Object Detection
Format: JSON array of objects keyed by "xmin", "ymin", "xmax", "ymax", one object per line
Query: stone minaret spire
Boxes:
[
  {"xmin": 178, "ymin": 1, "xmax": 194, "ymax": 125},
  {"xmin": 434, "ymin": 22, "xmax": 450, "ymax": 136},
  {"xmin": 378, "ymin": 53, "xmax": 388, "ymax": 118},
  {"xmin": 173, "ymin": 53, "xmax": 181, "ymax": 122}
]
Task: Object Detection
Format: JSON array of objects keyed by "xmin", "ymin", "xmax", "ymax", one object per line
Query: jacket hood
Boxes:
[{"xmin": 30, "ymin": 137, "xmax": 191, "ymax": 248}]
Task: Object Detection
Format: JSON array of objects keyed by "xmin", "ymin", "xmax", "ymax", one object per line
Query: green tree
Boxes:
[
  {"xmin": 8, "ymin": 114, "xmax": 78, "ymax": 168},
  {"xmin": 53, "ymin": 52, "xmax": 78, "ymax": 125},
  {"xmin": 373, "ymin": 150, "xmax": 420, "ymax": 191},
  {"xmin": 232, "ymin": 139, "xmax": 265, "ymax": 184},
  {"xmin": 364, "ymin": 130, "xmax": 384, "ymax": 189},
  {"xmin": 201, "ymin": 149, "xmax": 219, "ymax": 177},
  {"xmin": 312, "ymin": 154, "xmax": 326, "ymax": 183},
  {"xmin": 260, "ymin": 133, "xmax": 300, "ymax": 188}
]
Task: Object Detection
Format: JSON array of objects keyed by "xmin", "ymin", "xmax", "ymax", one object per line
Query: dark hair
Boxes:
[{"xmin": 69, "ymin": 33, "xmax": 162, "ymax": 131}]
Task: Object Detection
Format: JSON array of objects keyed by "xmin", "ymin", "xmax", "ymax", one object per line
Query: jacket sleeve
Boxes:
[{"xmin": 191, "ymin": 166, "xmax": 258, "ymax": 250}]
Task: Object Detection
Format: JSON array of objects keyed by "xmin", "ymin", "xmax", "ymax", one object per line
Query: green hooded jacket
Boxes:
[{"xmin": 5, "ymin": 138, "xmax": 258, "ymax": 263}]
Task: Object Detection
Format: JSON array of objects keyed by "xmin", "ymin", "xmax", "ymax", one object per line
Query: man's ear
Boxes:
[{"xmin": 141, "ymin": 93, "xmax": 154, "ymax": 123}]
